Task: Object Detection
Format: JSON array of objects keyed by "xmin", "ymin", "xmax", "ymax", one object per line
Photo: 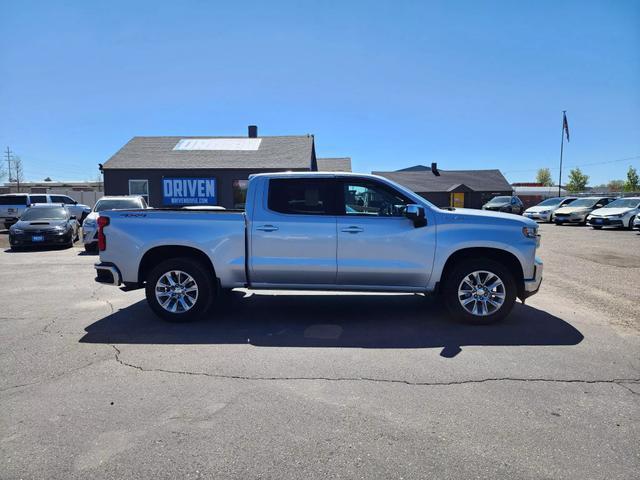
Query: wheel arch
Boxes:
[
  {"xmin": 439, "ymin": 247, "xmax": 525, "ymax": 297},
  {"xmin": 138, "ymin": 245, "xmax": 217, "ymax": 286}
]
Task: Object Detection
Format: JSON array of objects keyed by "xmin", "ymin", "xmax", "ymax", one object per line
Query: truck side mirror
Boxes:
[{"xmin": 405, "ymin": 204, "xmax": 427, "ymax": 228}]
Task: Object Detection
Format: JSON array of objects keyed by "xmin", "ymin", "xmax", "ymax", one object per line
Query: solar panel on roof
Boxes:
[{"xmin": 173, "ymin": 138, "xmax": 262, "ymax": 151}]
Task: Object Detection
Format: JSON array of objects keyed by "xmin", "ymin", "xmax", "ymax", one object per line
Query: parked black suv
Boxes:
[{"xmin": 482, "ymin": 196, "xmax": 524, "ymax": 215}]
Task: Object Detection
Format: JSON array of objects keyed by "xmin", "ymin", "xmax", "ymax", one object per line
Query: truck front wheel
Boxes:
[
  {"xmin": 442, "ymin": 259, "xmax": 517, "ymax": 324},
  {"xmin": 145, "ymin": 257, "xmax": 214, "ymax": 322}
]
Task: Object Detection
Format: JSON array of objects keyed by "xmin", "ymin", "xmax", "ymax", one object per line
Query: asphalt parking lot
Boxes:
[{"xmin": 1, "ymin": 224, "xmax": 638, "ymax": 479}]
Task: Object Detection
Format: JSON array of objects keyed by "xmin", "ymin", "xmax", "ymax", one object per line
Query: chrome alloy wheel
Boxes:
[
  {"xmin": 155, "ymin": 270, "xmax": 199, "ymax": 313},
  {"xmin": 457, "ymin": 270, "xmax": 506, "ymax": 317}
]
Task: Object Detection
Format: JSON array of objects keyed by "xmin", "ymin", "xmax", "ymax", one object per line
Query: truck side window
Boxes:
[
  {"xmin": 268, "ymin": 178, "xmax": 334, "ymax": 215},
  {"xmin": 343, "ymin": 181, "xmax": 410, "ymax": 217}
]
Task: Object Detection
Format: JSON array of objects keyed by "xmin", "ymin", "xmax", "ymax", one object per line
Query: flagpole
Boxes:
[{"xmin": 558, "ymin": 110, "xmax": 566, "ymax": 197}]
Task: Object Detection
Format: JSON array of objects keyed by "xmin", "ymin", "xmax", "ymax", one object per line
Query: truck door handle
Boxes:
[
  {"xmin": 341, "ymin": 226, "xmax": 364, "ymax": 234},
  {"xmin": 256, "ymin": 224, "xmax": 279, "ymax": 232}
]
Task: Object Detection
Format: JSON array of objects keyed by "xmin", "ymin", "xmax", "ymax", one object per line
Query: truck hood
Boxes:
[
  {"xmin": 436, "ymin": 207, "xmax": 536, "ymax": 228},
  {"xmin": 589, "ymin": 207, "xmax": 633, "ymax": 217}
]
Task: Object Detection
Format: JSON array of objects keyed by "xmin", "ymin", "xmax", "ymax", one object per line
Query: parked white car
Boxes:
[
  {"xmin": 553, "ymin": 197, "xmax": 614, "ymax": 225},
  {"xmin": 523, "ymin": 196, "xmax": 577, "ymax": 222},
  {"xmin": 82, "ymin": 196, "xmax": 148, "ymax": 252},
  {"xmin": 587, "ymin": 197, "xmax": 640, "ymax": 229}
]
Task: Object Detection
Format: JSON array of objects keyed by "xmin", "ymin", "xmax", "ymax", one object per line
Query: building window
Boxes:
[
  {"xmin": 129, "ymin": 179, "xmax": 149, "ymax": 203},
  {"xmin": 232, "ymin": 180, "xmax": 248, "ymax": 209}
]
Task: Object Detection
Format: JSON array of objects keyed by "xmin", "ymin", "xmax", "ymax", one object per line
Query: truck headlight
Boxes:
[
  {"xmin": 83, "ymin": 219, "xmax": 96, "ymax": 228},
  {"xmin": 522, "ymin": 226, "xmax": 537, "ymax": 238},
  {"xmin": 10, "ymin": 227, "xmax": 24, "ymax": 234}
]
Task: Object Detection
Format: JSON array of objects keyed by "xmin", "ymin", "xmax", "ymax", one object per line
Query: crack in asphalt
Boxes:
[{"xmin": 110, "ymin": 345, "xmax": 640, "ymax": 392}]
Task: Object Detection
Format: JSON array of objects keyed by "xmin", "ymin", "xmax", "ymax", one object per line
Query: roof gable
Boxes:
[{"xmin": 103, "ymin": 135, "xmax": 314, "ymax": 170}]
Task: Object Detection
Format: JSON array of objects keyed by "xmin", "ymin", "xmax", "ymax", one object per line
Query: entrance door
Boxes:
[
  {"xmin": 250, "ymin": 177, "xmax": 337, "ymax": 285},
  {"xmin": 450, "ymin": 192, "xmax": 465, "ymax": 208}
]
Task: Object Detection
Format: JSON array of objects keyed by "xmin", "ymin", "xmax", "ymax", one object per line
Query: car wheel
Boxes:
[
  {"xmin": 84, "ymin": 243, "xmax": 98, "ymax": 253},
  {"xmin": 592, "ymin": 226, "xmax": 602, "ymax": 230},
  {"xmin": 629, "ymin": 216, "xmax": 636, "ymax": 230},
  {"xmin": 145, "ymin": 257, "xmax": 214, "ymax": 322},
  {"xmin": 442, "ymin": 258, "xmax": 517, "ymax": 324},
  {"xmin": 555, "ymin": 222, "xmax": 563, "ymax": 226}
]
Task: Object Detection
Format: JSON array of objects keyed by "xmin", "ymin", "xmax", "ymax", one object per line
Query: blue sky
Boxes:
[{"xmin": 1, "ymin": 0, "xmax": 638, "ymax": 185}]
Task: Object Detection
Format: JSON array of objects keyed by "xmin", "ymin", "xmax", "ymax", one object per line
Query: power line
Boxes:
[{"xmin": 503, "ymin": 154, "xmax": 640, "ymax": 174}]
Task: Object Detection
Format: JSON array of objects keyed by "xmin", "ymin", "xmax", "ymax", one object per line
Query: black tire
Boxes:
[
  {"xmin": 592, "ymin": 226, "xmax": 602, "ymax": 230},
  {"xmin": 629, "ymin": 216, "xmax": 636, "ymax": 230},
  {"xmin": 555, "ymin": 222, "xmax": 563, "ymax": 226},
  {"xmin": 442, "ymin": 258, "xmax": 517, "ymax": 324},
  {"xmin": 84, "ymin": 243, "xmax": 98, "ymax": 253},
  {"xmin": 145, "ymin": 257, "xmax": 214, "ymax": 322}
]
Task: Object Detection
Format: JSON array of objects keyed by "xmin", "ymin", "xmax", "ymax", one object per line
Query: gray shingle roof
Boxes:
[
  {"xmin": 317, "ymin": 157, "xmax": 352, "ymax": 172},
  {"xmin": 373, "ymin": 169, "xmax": 512, "ymax": 193},
  {"xmin": 103, "ymin": 136, "xmax": 315, "ymax": 170}
]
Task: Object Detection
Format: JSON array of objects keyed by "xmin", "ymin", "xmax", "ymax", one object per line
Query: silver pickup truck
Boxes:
[{"xmin": 95, "ymin": 172, "xmax": 542, "ymax": 324}]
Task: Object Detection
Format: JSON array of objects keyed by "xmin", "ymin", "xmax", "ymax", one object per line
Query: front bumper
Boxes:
[
  {"xmin": 588, "ymin": 217, "xmax": 624, "ymax": 227},
  {"xmin": 522, "ymin": 256, "xmax": 543, "ymax": 299},
  {"xmin": 10, "ymin": 231, "xmax": 73, "ymax": 246},
  {"xmin": 524, "ymin": 212, "xmax": 552, "ymax": 222},
  {"xmin": 554, "ymin": 214, "xmax": 585, "ymax": 224},
  {"xmin": 94, "ymin": 262, "xmax": 122, "ymax": 286}
]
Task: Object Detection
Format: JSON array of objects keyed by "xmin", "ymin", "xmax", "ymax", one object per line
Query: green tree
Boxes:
[
  {"xmin": 607, "ymin": 179, "xmax": 625, "ymax": 192},
  {"xmin": 566, "ymin": 168, "xmax": 589, "ymax": 192},
  {"xmin": 624, "ymin": 166, "xmax": 639, "ymax": 192},
  {"xmin": 535, "ymin": 168, "xmax": 553, "ymax": 186}
]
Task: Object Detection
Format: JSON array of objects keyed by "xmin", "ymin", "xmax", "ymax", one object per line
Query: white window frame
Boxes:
[{"xmin": 128, "ymin": 179, "xmax": 149, "ymax": 203}]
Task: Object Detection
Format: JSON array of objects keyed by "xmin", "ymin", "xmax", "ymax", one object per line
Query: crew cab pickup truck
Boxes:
[{"xmin": 94, "ymin": 173, "xmax": 543, "ymax": 324}]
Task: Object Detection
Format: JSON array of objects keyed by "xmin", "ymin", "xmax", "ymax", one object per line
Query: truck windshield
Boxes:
[{"xmin": 94, "ymin": 199, "xmax": 141, "ymax": 212}]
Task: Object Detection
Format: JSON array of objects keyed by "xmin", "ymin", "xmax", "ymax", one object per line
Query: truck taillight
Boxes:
[{"xmin": 97, "ymin": 216, "xmax": 110, "ymax": 251}]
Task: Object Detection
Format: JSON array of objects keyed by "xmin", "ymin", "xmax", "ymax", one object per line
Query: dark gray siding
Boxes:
[{"xmin": 104, "ymin": 168, "xmax": 308, "ymax": 209}]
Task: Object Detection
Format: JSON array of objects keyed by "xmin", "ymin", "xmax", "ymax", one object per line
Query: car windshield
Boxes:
[
  {"xmin": 601, "ymin": 198, "xmax": 639, "ymax": 209},
  {"xmin": 537, "ymin": 197, "xmax": 564, "ymax": 207},
  {"xmin": 487, "ymin": 196, "xmax": 511, "ymax": 204},
  {"xmin": 567, "ymin": 198, "xmax": 600, "ymax": 208},
  {"xmin": 94, "ymin": 199, "xmax": 141, "ymax": 212},
  {"xmin": 20, "ymin": 207, "xmax": 67, "ymax": 221}
]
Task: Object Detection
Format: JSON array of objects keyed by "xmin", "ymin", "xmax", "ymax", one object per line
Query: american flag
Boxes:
[{"xmin": 563, "ymin": 112, "xmax": 570, "ymax": 142}]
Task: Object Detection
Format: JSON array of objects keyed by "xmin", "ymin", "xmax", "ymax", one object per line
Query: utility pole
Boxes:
[
  {"xmin": 558, "ymin": 111, "xmax": 570, "ymax": 197},
  {"xmin": 4, "ymin": 146, "xmax": 13, "ymax": 183}
]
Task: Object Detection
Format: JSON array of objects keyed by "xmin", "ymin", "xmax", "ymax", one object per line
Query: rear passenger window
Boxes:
[
  {"xmin": 268, "ymin": 179, "xmax": 334, "ymax": 215},
  {"xmin": 29, "ymin": 195, "xmax": 48, "ymax": 204},
  {"xmin": 0, "ymin": 195, "xmax": 27, "ymax": 205}
]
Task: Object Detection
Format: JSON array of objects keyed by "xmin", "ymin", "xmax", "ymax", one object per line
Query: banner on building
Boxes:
[{"xmin": 162, "ymin": 177, "xmax": 217, "ymax": 205}]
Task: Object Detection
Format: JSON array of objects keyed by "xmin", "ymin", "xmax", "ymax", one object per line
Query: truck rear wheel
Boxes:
[
  {"xmin": 442, "ymin": 259, "xmax": 517, "ymax": 324},
  {"xmin": 145, "ymin": 257, "xmax": 214, "ymax": 322}
]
